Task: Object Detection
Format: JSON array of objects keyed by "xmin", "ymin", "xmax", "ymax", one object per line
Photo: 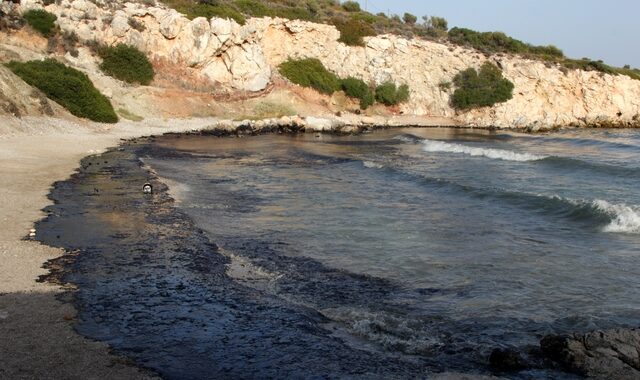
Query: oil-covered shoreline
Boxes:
[
  {"xmin": 34, "ymin": 131, "xmax": 640, "ymax": 379},
  {"xmin": 34, "ymin": 137, "xmax": 448, "ymax": 379}
]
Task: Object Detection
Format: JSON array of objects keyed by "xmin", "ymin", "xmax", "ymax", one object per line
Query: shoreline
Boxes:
[
  {"xmin": 0, "ymin": 116, "xmax": 230, "ymax": 379},
  {"xmin": 31, "ymin": 136, "xmax": 450, "ymax": 378},
  {"xmin": 2, "ymin": 114, "xmax": 639, "ymax": 378}
]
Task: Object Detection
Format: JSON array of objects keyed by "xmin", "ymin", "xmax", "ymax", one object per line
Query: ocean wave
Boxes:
[
  {"xmin": 375, "ymin": 162, "xmax": 640, "ymax": 234},
  {"xmin": 592, "ymin": 200, "xmax": 640, "ymax": 234},
  {"xmin": 539, "ymin": 156, "xmax": 640, "ymax": 177},
  {"xmin": 525, "ymin": 135, "xmax": 640, "ymax": 150},
  {"xmin": 395, "ymin": 135, "xmax": 639, "ymax": 176},
  {"xmin": 421, "ymin": 139, "xmax": 546, "ymax": 162},
  {"xmin": 486, "ymin": 190, "xmax": 640, "ymax": 234},
  {"xmin": 503, "ymin": 194, "xmax": 640, "ymax": 234},
  {"xmin": 362, "ymin": 161, "xmax": 384, "ymax": 169}
]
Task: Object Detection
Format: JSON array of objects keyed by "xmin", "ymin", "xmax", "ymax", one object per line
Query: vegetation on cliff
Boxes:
[
  {"xmin": 162, "ymin": 0, "xmax": 440, "ymax": 41},
  {"xmin": 341, "ymin": 77, "xmax": 374, "ymax": 109},
  {"xmin": 22, "ymin": 9, "xmax": 57, "ymax": 37},
  {"xmin": 375, "ymin": 82, "xmax": 410, "ymax": 106},
  {"xmin": 5, "ymin": 59, "xmax": 118, "ymax": 123},
  {"xmin": 333, "ymin": 17, "xmax": 375, "ymax": 46},
  {"xmin": 279, "ymin": 58, "xmax": 409, "ymax": 109},
  {"xmin": 448, "ymin": 28, "xmax": 564, "ymax": 59},
  {"xmin": 278, "ymin": 58, "xmax": 340, "ymax": 95},
  {"xmin": 165, "ymin": 0, "xmax": 247, "ymax": 24},
  {"xmin": 97, "ymin": 44, "xmax": 155, "ymax": 85},
  {"xmin": 451, "ymin": 62, "xmax": 514, "ymax": 110}
]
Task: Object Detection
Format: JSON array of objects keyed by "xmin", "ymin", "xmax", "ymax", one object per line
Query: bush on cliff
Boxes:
[
  {"xmin": 278, "ymin": 58, "xmax": 409, "ymax": 110},
  {"xmin": 23, "ymin": 9, "xmax": 57, "ymax": 37},
  {"xmin": 278, "ymin": 58, "xmax": 340, "ymax": 95},
  {"xmin": 375, "ymin": 81, "xmax": 410, "ymax": 106},
  {"xmin": 164, "ymin": 0, "xmax": 246, "ymax": 24},
  {"xmin": 341, "ymin": 1, "xmax": 361, "ymax": 12},
  {"xmin": 341, "ymin": 77, "xmax": 374, "ymax": 109},
  {"xmin": 232, "ymin": 0, "xmax": 314, "ymax": 20},
  {"xmin": 334, "ymin": 17, "xmax": 375, "ymax": 47},
  {"xmin": 451, "ymin": 62, "xmax": 514, "ymax": 110},
  {"xmin": 6, "ymin": 59, "xmax": 118, "ymax": 123},
  {"xmin": 448, "ymin": 27, "xmax": 564, "ymax": 59},
  {"xmin": 98, "ymin": 44, "xmax": 154, "ymax": 85}
]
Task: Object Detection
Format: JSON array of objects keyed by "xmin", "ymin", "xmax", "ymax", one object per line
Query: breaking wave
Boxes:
[
  {"xmin": 592, "ymin": 200, "xmax": 640, "ymax": 234},
  {"xmin": 422, "ymin": 139, "xmax": 546, "ymax": 162}
]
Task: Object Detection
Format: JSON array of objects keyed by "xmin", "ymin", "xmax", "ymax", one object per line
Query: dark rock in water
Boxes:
[
  {"xmin": 489, "ymin": 348, "xmax": 527, "ymax": 371},
  {"xmin": 541, "ymin": 328, "xmax": 640, "ymax": 379}
]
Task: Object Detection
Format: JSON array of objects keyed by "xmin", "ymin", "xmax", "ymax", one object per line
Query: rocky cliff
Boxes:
[{"xmin": 7, "ymin": 0, "xmax": 640, "ymax": 129}]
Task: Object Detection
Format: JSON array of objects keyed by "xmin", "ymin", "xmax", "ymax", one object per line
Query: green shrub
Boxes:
[
  {"xmin": 419, "ymin": 15, "xmax": 448, "ymax": 38},
  {"xmin": 341, "ymin": 77, "xmax": 374, "ymax": 109},
  {"xmin": 23, "ymin": 9, "xmax": 57, "ymax": 37},
  {"xmin": 334, "ymin": 17, "xmax": 375, "ymax": 46},
  {"xmin": 426, "ymin": 16, "xmax": 448, "ymax": 32},
  {"xmin": 375, "ymin": 81, "xmax": 409, "ymax": 106},
  {"xmin": 273, "ymin": 6, "xmax": 314, "ymax": 21},
  {"xmin": 278, "ymin": 58, "xmax": 340, "ymax": 94},
  {"xmin": 403, "ymin": 13, "xmax": 417, "ymax": 25},
  {"xmin": 448, "ymin": 27, "xmax": 564, "ymax": 59},
  {"xmin": 233, "ymin": 0, "xmax": 271, "ymax": 16},
  {"xmin": 163, "ymin": 0, "xmax": 246, "ymax": 24},
  {"xmin": 98, "ymin": 44, "xmax": 154, "ymax": 85},
  {"xmin": 6, "ymin": 59, "xmax": 118, "ymax": 123},
  {"xmin": 451, "ymin": 62, "xmax": 514, "ymax": 110},
  {"xmin": 341, "ymin": 1, "xmax": 361, "ymax": 12},
  {"xmin": 562, "ymin": 58, "xmax": 612, "ymax": 74}
]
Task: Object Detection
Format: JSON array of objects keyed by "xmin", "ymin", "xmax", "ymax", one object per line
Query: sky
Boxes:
[{"xmin": 361, "ymin": 0, "xmax": 640, "ymax": 68}]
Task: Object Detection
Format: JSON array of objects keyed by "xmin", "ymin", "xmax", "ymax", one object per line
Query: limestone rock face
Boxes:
[{"xmin": 14, "ymin": 0, "xmax": 640, "ymax": 129}]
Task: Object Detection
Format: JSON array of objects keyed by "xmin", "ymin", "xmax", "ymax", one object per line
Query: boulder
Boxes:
[
  {"xmin": 110, "ymin": 12, "xmax": 130, "ymax": 38},
  {"xmin": 541, "ymin": 328, "xmax": 640, "ymax": 380},
  {"xmin": 304, "ymin": 116, "xmax": 334, "ymax": 132},
  {"xmin": 210, "ymin": 17, "xmax": 235, "ymax": 44},
  {"xmin": 159, "ymin": 10, "xmax": 184, "ymax": 39}
]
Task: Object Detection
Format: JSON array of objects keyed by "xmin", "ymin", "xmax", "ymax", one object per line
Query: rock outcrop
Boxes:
[
  {"xmin": 6, "ymin": 0, "xmax": 640, "ymax": 129},
  {"xmin": 541, "ymin": 328, "xmax": 640, "ymax": 379}
]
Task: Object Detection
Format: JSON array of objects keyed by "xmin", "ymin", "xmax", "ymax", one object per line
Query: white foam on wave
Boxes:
[
  {"xmin": 362, "ymin": 161, "xmax": 384, "ymax": 169},
  {"xmin": 542, "ymin": 195, "xmax": 640, "ymax": 234},
  {"xmin": 422, "ymin": 139, "xmax": 546, "ymax": 162},
  {"xmin": 592, "ymin": 200, "xmax": 640, "ymax": 234}
]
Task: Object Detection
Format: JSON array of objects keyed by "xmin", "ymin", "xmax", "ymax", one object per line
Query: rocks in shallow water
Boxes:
[
  {"xmin": 489, "ymin": 348, "xmax": 527, "ymax": 372},
  {"xmin": 541, "ymin": 328, "xmax": 640, "ymax": 379}
]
